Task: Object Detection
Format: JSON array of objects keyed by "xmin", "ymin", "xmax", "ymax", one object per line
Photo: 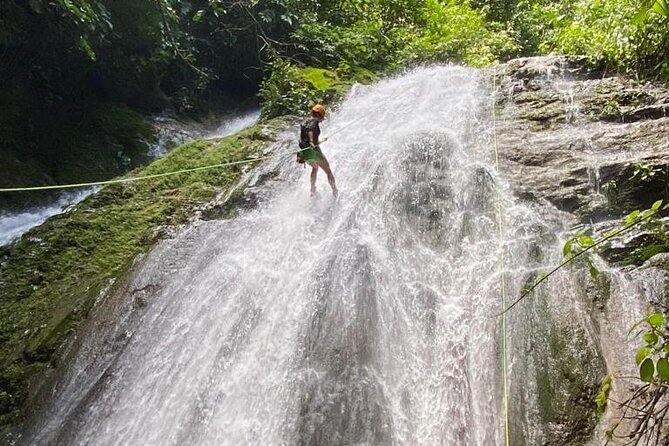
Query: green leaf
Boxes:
[
  {"xmin": 651, "ymin": 199, "xmax": 663, "ymax": 212},
  {"xmin": 636, "ymin": 346, "xmax": 652, "ymax": 365},
  {"xmin": 280, "ymin": 13, "xmax": 293, "ymax": 26},
  {"xmin": 79, "ymin": 36, "xmax": 96, "ymax": 61},
  {"xmin": 587, "ymin": 256, "xmax": 599, "ymax": 279},
  {"xmin": 644, "ymin": 332, "xmax": 659, "ymax": 346},
  {"xmin": 648, "ymin": 313, "xmax": 665, "ymax": 329},
  {"xmin": 579, "ymin": 234, "xmax": 595, "ymax": 247},
  {"xmin": 563, "ymin": 239, "xmax": 574, "ymax": 258},
  {"xmin": 193, "ymin": 9, "xmax": 205, "ymax": 22},
  {"xmin": 657, "ymin": 358, "xmax": 669, "ymax": 382},
  {"xmin": 640, "ymin": 357, "xmax": 655, "ymax": 382},
  {"xmin": 632, "ymin": 9, "xmax": 649, "ymax": 24},
  {"xmin": 652, "ymin": 0, "xmax": 669, "ymax": 16},
  {"xmin": 624, "ymin": 210, "xmax": 641, "ymax": 226}
]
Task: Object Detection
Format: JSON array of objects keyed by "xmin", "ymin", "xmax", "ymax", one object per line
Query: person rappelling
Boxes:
[{"xmin": 297, "ymin": 104, "xmax": 338, "ymax": 198}]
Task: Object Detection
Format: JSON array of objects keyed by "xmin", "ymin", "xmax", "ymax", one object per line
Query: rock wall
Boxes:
[
  {"xmin": 493, "ymin": 57, "xmax": 669, "ymax": 223},
  {"xmin": 491, "ymin": 56, "xmax": 669, "ymax": 445}
]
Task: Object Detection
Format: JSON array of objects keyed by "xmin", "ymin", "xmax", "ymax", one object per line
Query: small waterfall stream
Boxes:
[{"xmin": 15, "ymin": 66, "xmax": 658, "ymax": 445}]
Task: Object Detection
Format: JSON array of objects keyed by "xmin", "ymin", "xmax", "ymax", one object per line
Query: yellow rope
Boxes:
[
  {"xmin": 0, "ymin": 115, "xmax": 364, "ymax": 194},
  {"xmin": 0, "ymin": 149, "xmax": 302, "ymax": 193},
  {"xmin": 492, "ymin": 67, "xmax": 511, "ymax": 446}
]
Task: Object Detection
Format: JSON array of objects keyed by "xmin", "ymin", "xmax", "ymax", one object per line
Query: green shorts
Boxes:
[{"xmin": 300, "ymin": 146, "xmax": 326, "ymax": 165}]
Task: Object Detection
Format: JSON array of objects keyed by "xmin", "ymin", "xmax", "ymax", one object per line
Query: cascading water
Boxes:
[
  {"xmin": 13, "ymin": 65, "xmax": 654, "ymax": 445},
  {"xmin": 0, "ymin": 188, "xmax": 97, "ymax": 247}
]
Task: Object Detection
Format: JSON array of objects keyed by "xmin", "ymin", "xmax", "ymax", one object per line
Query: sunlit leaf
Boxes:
[
  {"xmin": 652, "ymin": 0, "xmax": 669, "ymax": 16},
  {"xmin": 648, "ymin": 313, "xmax": 665, "ymax": 329},
  {"xmin": 643, "ymin": 331, "xmax": 658, "ymax": 345},
  {"xmin": 259, "ymin": 10, "xmax": 275, "ymax": 23},
  {"xmin": 579, "ymin": 234, "xmax": 595, "ymax": 247},
  {"xmin": 624, "ymin": 210, "xmax": 641, "ymax": 226},
  {"xmin": 79, "ymin": 36, "xmax": 96, "ymax": 61},
  {"xmin": 657, "ymin": 358, "xmax": 669, "ymax": 382},
  {"xmin": 563, "ymin": 239, "xmax": 574, "ymax": 258},
  {"xmin": 193, "ymin": 10, "xmax": 205, "ymax": 22},
  {"xmin": 632, "ymin": 9, "xmax": 649, "ymax": 24},
  {"xmin": 280, "ymin": 14, "xmax": 293, "ymax": 26},
  {"xmin": 640, "ymin": 357, "xmax": 655, "ymax": 382},
  {"xmin": 651, "ymin": 200, "xmax": 663, "ymax": 211},
  {"xmin": 636, "ymin": 346, "xmax": 652, "ymax": 365}
]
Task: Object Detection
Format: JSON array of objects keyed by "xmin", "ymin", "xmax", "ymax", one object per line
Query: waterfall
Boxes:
[{"xmin": 15, "ymin": 65, "xmax": 655, "ymax": 445}]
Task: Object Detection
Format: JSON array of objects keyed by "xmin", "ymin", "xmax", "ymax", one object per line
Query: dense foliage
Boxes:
[{"xmin": 510, "ymin": 0, "xmax": 669, "ymax": 80}]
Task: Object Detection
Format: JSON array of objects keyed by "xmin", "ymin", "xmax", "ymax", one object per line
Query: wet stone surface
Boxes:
[{"xmin": 492, "ymin": 56, "xmax": 669, "ymax": 223}]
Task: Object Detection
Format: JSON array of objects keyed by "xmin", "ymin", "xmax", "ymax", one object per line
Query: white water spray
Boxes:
[
  {"xmin": 0, "ymin": 189, "xmax": 97, "ymax": 247},
  {"xmin": 17, "ymin": 66, "xmax": 647, "ymax": 445}
]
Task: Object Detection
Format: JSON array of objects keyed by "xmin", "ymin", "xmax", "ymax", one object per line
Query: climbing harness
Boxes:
[
  {"xmin": 492, "ymin": 68, "xmax": 512, "ymax": 446},
  {"xmin": 295, "ymin": 113, "xmax": 366, "ymax": 167}
]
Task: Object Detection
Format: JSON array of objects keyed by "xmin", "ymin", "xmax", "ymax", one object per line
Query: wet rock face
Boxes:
[
  {"xmin": 493, "ymin": 56, "xmax": 669, "ymax": 445},
  {"xmin": 295, "ymin": 243, "xmax": 394, "ymax": 445},
  {"xmin": 493, "ymin": 56, "xmax": 669, "ymax": 222}
]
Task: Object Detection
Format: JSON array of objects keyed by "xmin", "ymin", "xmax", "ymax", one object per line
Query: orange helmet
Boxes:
[{"xmin": 311, "ymin": 104, "xmax": 326, "ymax": 118}]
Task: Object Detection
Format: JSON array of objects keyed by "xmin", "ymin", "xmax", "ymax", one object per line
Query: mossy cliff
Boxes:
[
  {"xmin": 0, "ymin": 117, "xmax": 288, "ymax": 430},
  {"xmin": 0, "ymin": 57, "xmax": 368, "ymax": 432}
]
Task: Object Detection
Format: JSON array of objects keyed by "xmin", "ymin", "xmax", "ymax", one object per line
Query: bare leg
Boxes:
[
  {"xmin": 310, "ymin": 164, "xmax": 319, "ymax": 196},
  {"xmin": 319, "ymin": 159, "xmax": 338, "ymax": 198}
]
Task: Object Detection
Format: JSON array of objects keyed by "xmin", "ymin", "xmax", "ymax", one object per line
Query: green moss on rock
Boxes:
[
  {"xmin": 533, "ymin": 321, "xmax": 605, "ymax": 445},
  {"xmin": 0, "ymin": 117, "xmax": 286, "ymax": 430},
  {"xmin": 259, "ymin": 60, "xmax": 377, "ymax": 119}
]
